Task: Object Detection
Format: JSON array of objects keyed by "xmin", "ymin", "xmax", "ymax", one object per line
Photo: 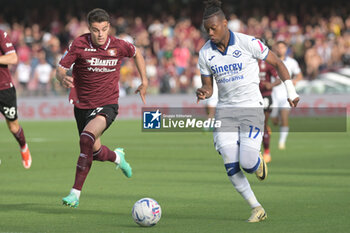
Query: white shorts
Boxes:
[{"xmin": 213, "ymin": 107, "xmax": 264, "ymax": 151}]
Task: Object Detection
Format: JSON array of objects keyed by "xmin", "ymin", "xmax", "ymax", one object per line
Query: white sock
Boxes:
[
  {"xmin": 229, "ymin": 171, "xmax": 260, "ymax": 208},
  {"xmin": 279, "ymin": 126, "xmax": 289, "ymax": 144},
  {"xmin": 114, "ymin": 152, "xmax": 121, "ymax": 164},
  {"xmin": 70, "ymin": 188, "xmax": 81, "ymax": 199},
  {"xmin": 246, "ymin": 195, "xmax": 261, "ymax": 209}
]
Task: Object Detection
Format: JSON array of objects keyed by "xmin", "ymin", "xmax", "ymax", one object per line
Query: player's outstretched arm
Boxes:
[
  {"xmin": 0, "ymin": 52, "xmax": 18, "ymax": 65},
  {"xmin": 56, "ymin": 66, "xmax": 74, "ymax": 88},
  {"xmin": 196, "ymin": 75, "xmax": 213, "ymax": 104},
  {"xmin": 265, "ymin": 51, "xmax": 299, "ymax": 107},
  {"xmin": 133, "ymin": 48, "xmax": 148, "ymax": 104}
]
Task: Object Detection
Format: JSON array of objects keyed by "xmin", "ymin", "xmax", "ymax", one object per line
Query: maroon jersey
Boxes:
[
  {"xmin": 59, "ymin": 34, "xmax": 136, "ymax": 109},
  {"xmin": 258, "ymin": 60, "xmax": 278, "ymax": 97},
  {"xmin": 0, "ymin": 29, "xmax": 16, "ymax": 90}
]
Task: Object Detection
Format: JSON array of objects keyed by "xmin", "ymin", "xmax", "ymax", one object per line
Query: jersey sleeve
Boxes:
[
  {"xmin": 198, "ymin": 51, "xmax": 211, "ymax": 76},
  {"xmin": 0, "ymin": 30, "xmax": 15, "ymax": 54},
  {"xmin": 59, "ymin": 40, "xmax": 79, "ymax": 70},
  {"xmin": 246, "ymin": 36, "xmax": 269, "ymax": 60},
  {"xmin": 119, "ymin": 39, "xmax": 136, "ymax": 58}
]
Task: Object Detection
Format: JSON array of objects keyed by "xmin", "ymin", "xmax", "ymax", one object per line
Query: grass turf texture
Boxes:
[{"xmin": 0, "ymin": 119, "xmax": 349, "ymax": 233}]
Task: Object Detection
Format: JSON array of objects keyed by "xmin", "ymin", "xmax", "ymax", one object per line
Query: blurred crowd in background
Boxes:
[{"xmin": 1, "ymin": 0, "xmax": 349, "ymax": 97}]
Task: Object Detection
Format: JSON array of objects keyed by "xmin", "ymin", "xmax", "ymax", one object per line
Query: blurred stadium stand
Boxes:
[{"xmin": 0, "ymin": 0, "xmax": 349, "ymax": 97}]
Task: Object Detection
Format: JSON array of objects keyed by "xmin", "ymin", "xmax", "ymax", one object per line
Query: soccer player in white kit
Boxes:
[
  {"xmin": 271, "ymin": 41, "xmax": 303, "ymax": 150},
  {"xmin": 196, "ymin": 0, "xmax": 299, "ymax": 222}
]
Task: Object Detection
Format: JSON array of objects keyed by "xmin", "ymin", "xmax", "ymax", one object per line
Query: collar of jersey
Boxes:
[
  {"xmin": 210, "ymin": 30, "xmax": 235, "ymax": 56},
  {"xmin": 88, "ymin": 35, "xmax": 111, "ymax": 50}
]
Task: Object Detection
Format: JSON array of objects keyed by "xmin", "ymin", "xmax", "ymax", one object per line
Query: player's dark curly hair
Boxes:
[
  {"xmin": 87, "ymin": 8, "xmax": 110, "ymax": 25},
  {"xmin": 203, "ymin": 0, "xmax": 225, "ymax": 20}
]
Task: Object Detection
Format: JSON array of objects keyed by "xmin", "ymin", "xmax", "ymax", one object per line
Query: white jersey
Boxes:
[
  {"xmin": 35, "ymin": 63, "xmax": 53, "ymax": 84},
  {"xmin": 198, "ymin": 31, "xmax": 269, "ymax": 107},
  {"xmin": 16, "ymin": 62, "xmax": 32, "ymax": 83},
  {"xmin": 272, "ymin": 56, "xmax": 301, "ymax": 98}
]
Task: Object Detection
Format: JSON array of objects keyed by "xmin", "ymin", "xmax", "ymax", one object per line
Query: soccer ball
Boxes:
[{"xmin": 132, "ymin": 198, "xmax": 161, "ymax": 227}]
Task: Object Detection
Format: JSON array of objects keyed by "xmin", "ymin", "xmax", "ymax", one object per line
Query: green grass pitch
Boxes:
[{"xmin": 0, "ymin": 118, "xmax": 349, "ymax": 233}]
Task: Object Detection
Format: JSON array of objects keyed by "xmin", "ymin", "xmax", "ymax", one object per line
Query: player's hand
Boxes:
[
  {"xmin": 60, "ymin": 76, "xmax": 74, "ymax": 88},
  {"xmin": 288, "ymin": 97, "xmax": 300, "ymax": 107},
  {"xmin": 264, "ymin": 82, "xmax": 273, "ymax": 90},
  {"xmin": 196, "ymin": 88, "xmax": 209, "ymax": 104},
  {"xmin": 135, "ymin": 83, "xmax": 147, "ymax": 104}
]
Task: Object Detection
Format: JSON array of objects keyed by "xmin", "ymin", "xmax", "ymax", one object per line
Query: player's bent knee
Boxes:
[
  {"xmin": 6, "ymin": 120, "xmax": 20, "ymax": 133},
  {"xmin": 217, "ymin": 143, "xmax": 239, "ymax": 162},
  {"xmin": 217, "ymin": 144, "xmax": 241, "ymax": 176},
  {"xmin": 239, "ymin": 146, "xmax": 260, "ymax": 173},
  {"xmin": 224, "ymin": 162, "xmax": 241, "ymax": 176},
  {"xmin": 242, "ymin": 158, "xmax": 260, "ymax": 174}
]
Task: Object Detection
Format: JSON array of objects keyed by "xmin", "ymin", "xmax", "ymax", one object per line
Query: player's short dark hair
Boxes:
[
  {"xmin": 87, "ymin": 8, "xmax": 110, "ymax": 25},
  {"xmin": 276, "ymin": 40, "xmax": 288, "ymax": 46},
  {"xmin": 203, "ymin": 0, "xmax": 226, "ymax": 20}
]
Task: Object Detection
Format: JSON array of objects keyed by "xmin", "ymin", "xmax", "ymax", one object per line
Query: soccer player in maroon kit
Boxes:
[
  {"xmin": 0, "ymin": 29, "xmax": 32, "ymax": 169},
  {"xmin": 57, "ymin": 8, "xmax": 148, "ymax": 208},
  {"xmin": 258, "ymin": 59, "xmax": 280, "ymax": 163}
]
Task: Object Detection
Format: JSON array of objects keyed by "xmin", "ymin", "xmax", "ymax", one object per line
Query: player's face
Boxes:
[
  {"xmin": 89, "ymin": 21, "xmax": 110, "ymax": 46},
  {"xmin": 203, "ymin": 15, "xmax": 228, "ymax": 45},
  {"xmin": 276, "ymin": 43, "xmax": 287, "ymax": 58}
]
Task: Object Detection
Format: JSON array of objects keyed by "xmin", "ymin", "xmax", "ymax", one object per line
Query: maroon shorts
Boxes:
[
  {"xmin": 262, "ymin": 95, "xmax": 272, "ymax": 112},
  {"xmin": 0, "ymin": 87, "xmax": 18, "ymax": 121},
  {"xmin": 74, "ymin": 104, "xmax": 119, "ymax": 135}
]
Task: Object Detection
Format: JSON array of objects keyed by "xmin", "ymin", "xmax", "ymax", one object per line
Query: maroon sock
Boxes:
[
  {"xmin": 93, "ymin": 145, "xmax": 116, "ymax": 162},
  {"xmin": 73, "ymin": 131, "xmax": 95, "ymax": 191},
  {"xmin": 12, "ymin": 126, "xmax": 26, "ymax": 148},
  {"xmin": 263, "ymin": 126, "xmax": 270, "ymax": 150}
]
